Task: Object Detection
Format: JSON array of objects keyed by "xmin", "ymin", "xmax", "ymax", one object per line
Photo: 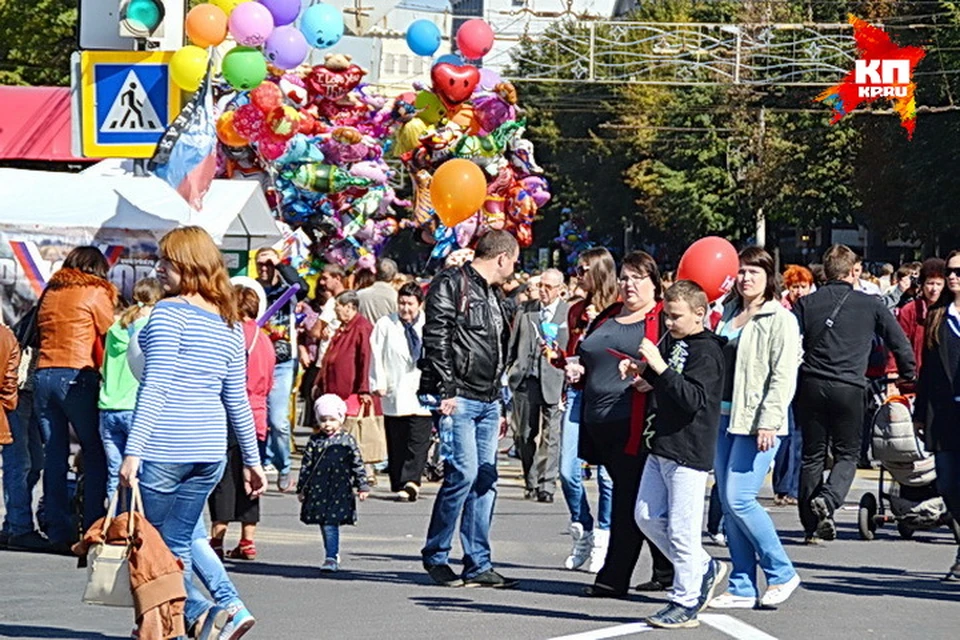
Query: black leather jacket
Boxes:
[{"xmin": 418, "ymin": 264, "xmax": 509, "ymax": 403}]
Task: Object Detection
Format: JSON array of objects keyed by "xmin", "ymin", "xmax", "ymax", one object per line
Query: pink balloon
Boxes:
[
  {"xmin": 229, "ymin": 1, "xmax": 274, "ymax": 47},
  {"xmin": 455, "ymin": 19, "xmax": 494, "ymax": 60},
  {"xmin": 259, "ymin": 137, "xmax": 287, "ymax": 161},
  {"xmin": 478, "ymin": 67, "xmax": 501, "ymax": 91}
]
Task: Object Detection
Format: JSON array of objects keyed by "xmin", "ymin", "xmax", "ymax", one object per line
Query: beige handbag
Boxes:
[
  {"xmin": 81, "ymin": 483, "xmax": 142, "ymax": 608},
  {"xmin": 344, "ymin": 404, "xmax": 388, "ymax": 463}
]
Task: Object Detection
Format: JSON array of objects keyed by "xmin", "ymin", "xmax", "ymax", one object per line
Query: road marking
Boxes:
[
  {"xmin": 700, "ymin": 614, "xmax": 778, "ymax": 640},
  {"xmin": 547, "ymin": 615, "xmax": 776, "ymax": 640},
  {"xmin": 547, "ymin": 622, "xmax": 652, "ymax": 640}
]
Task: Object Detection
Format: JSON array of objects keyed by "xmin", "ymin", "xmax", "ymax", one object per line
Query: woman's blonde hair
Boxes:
[
  {"xmin": 119, "ymin": 277, "xmax": 163, "ymax": 328},
  {"xmin": 159, "ymin": 226, "xmax": 239, "ymax": 325}
]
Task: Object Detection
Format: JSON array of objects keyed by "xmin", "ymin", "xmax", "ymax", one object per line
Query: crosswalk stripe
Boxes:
[
  {"xmin": 546, "ymin": 622, "xmax": 652, "ymax": 639},
  {"xmin": 700, "ymin": 614, "xmax": 778, "ymax": 640}
]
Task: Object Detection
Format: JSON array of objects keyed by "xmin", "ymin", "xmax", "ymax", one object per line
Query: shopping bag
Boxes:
[{"xmin": 81, "ymin": 484, "xmax": 142, "ymax": 607}]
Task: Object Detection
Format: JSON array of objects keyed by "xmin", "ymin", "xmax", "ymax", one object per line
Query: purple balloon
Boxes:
[
  {"xmin": 258, "ymin": 0, "xmax": 301, "ymax": 26},
  {"xmin": 229, "ymin": 2, "xmax": 274, "ymax": 47},
  {"xmin": 264, "ymin": 25, "xmax": 309, "ymax": 70},
  {"xmin": 478, "ymin": 67, "xmax": 502, "ymax": 91}
]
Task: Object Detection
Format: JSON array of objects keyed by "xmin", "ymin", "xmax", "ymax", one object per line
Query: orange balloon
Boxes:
[
  {"xmin": 186, "ymin": 3, "xmax": 228, "ymax": 48},
  {"xmin": 430, "ymin": 159, "xmax": 488, "ymax": 227},
  {"xmin": 449, "ymin": 104, "xmax": 479, "ymax": 135},
  {"xmin": 216, "ymin": 111, "xmax": 248, "ymax": 147}
]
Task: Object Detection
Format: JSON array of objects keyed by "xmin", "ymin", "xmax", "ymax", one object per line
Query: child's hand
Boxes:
[
  {"xmin": 639, "ymin": 338, "xmax": 667, "ymax": 374},
  {"xmin": 618, "ymin": 358, "xmax": 641, "ymax": 380},
  {"xmin": 358, "ymin": 491, "xmax": 370, "ymax": 502},
  {"xmin": 297, "ymin": 492, "xmax": 305, "ymax": 503}
]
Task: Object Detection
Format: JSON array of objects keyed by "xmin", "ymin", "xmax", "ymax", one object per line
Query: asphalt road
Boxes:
[{"xmin": 1, "ymin": 447, "xmax": 958, "ymax": 640}]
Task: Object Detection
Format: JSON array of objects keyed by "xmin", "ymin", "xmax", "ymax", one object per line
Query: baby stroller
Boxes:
[{"xmin": 858, "ymin": 382, "xmax": 960, "ymax": 542}]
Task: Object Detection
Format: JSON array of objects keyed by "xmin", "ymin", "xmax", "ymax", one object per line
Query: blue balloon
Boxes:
[
  {"xmin": 299, "ymin": 3, "xmax": 344, "ymax": 50},
  {"xmin": 432, "ymin": 53, "xmax": 464, "ymax": 68},
  {"xmin": 406, "ymin": 19, "xmax": 441, "ymax": 57}
]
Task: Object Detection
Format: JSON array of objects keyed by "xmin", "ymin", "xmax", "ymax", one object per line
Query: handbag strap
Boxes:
[
  {"xmin": 804, "ymin": 289, "xmax": 852, "ymax": 355},
  {"xmin": 100, "ymin": 482, "xmax": 144, "ymax": 539}
]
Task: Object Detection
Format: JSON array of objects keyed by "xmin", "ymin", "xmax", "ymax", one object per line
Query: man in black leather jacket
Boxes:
[{"xmin": 418, "ymin": 230, "xmax": 520, "ymax": 589}]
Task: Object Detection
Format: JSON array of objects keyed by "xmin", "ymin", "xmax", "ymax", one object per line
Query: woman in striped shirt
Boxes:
[{"xmin": 119, "ymin": 227, "xmax": 266, "ymax": 640}]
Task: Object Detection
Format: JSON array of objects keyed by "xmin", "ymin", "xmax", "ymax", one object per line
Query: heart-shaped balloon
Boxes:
[{"xmin": 431, "ymin": 63, "xmax": 480, "ymax": 107}]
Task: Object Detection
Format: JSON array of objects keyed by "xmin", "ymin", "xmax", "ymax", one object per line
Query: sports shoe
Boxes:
[
  {"xmin": 426, "ymin": 564, "xmax": 464, "ymax": 587},
  {"xmin": 220, "ymin": 603, "xmax": 256, "ymax": 640},
  {"xmin": 194, "ymin": 605, "xmax": 229, "ymax": 640},
  {"xmin": 320, "ymin": 557, "xmax": 340, "ymax": 572},
  {"xmin": 402, "ymin": 482, "xmax": 420, "ymax": 502},
  {"xmin": 277, "ymin": 473, "xmax": 293, "ymax": 493},
  {"xmin": 463, "ymin": 569, "xmax": 519, "ymax": 589},
  {"xmin": 696, "ymin": 559, "xmax": 728, "ymax": 612},
  {"xmin": 708, "ymin": 532, "xmax": 727, "ymax": 547},
  {"xmin": 811, "ymin": 496, "xmax": 836, "ymax": 541},
  {"xmin": 262, "ymin": 464, "xmax": 277, "ymax": 474},
  {"xmin": 634, "ymin": 578, "xmax": 672, "ymax": 592},
  {"xmin": 646, "ymin": 602, "xmax": 700, "ymax": 629},
  {"xmin": 709, "ymin": 592, "xmax": 758, "ymax": 609},
  {"xmin": 563, "ymin": 523, "xmax": 592, "ymax": 571},
  {"xmin": 585, "ymin": 528, "xmax": 609, "ymax": 574},
  {"xmin": 6, "ymin": 530, "xmax": 52, "ymax": 553},
  {"xmin": 943, "ymin": 561, "xmax": 960, "ymax": 582},
  {"xmin": 760, "ymin": 573, "xmax": 801, "ymax": 607}
]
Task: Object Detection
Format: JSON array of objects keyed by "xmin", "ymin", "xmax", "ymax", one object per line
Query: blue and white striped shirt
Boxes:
[{"xmin": 126, "ymin": 300, "xmax": 260, "ymax": 467}]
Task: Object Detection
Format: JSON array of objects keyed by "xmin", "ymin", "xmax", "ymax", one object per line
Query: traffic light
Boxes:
[{"xmin": 119, "ymin": 0, "xmax": 166, "ymax": 39}]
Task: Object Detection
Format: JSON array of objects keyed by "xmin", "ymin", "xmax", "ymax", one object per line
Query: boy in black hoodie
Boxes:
[{"xmin": 624, "ymin": 281, "xmax": 726, "ymax": 629}]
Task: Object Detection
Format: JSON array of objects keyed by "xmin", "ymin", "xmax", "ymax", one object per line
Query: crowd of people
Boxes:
[{"xmin": 1, "ymin": 228, "xmax": 959, "ymax": 636}]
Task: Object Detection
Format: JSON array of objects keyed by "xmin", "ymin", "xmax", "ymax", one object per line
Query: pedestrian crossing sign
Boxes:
[{"xmin": 79, "ymin": 50, "xmax": 181, "ymax": 158}]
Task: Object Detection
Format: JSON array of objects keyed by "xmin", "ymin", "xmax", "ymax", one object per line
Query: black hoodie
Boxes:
[{"xmin": 641, "ymin": 330, "xmax": 726, "ymax": 472}]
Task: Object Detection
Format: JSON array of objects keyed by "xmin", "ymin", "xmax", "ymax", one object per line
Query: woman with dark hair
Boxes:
[
  {"xmin": 570, "ymin": 250, "xmax": 674, "ymax": 598},
  {"xmin": 34, "ymin": 246, "xmax": 116, "ymax": 552},
  {"xmin": 556, "ymin": 248, "xmax": 618, "ymax": 573},
  {"xmin": 915, "ymin": 250, "xmax": 960, "ymax": 582},
  {"xmin": 708, "ymin": 247, "xmax": 802, "ymax": 609},
  {"xmin": 894, "ymin": 258, "xmax": 945, "ymax": 371}
]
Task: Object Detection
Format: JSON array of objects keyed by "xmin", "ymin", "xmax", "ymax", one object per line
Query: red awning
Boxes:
[{"xmin": 0, "ymin": 86, "xmax": 95, "ymax": 162}]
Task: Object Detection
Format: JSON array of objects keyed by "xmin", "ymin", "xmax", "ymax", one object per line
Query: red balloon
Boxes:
[
  {"xmin": 455, "ymin": 19, "xmax": 494, "ymax": 60},
  {"xmin": 233, "ymin": 103, "xmax": 267, "ymax": 141},
  {"xmin": 676, "ymin": 236, "xmax": 739, "ymax": 302},
  {"xmin": 250, "ymin": 82, "xmax": 284, "ymax": 113}
]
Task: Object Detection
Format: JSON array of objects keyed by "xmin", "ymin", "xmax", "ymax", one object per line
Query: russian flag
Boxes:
[{"xmin": 149, "ymin": 69, "xmax": 216, "ymax": 211}]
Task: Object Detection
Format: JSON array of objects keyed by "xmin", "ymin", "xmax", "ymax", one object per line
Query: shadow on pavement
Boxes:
[
  {"xmin": 0, "ymin": 624, "xmax": 126, "ymax": 639},
  {"xmin": 793, "ymin": 560, "xmax": 960, "ymax": 603},
  {"xmin": 408, "ymin": 595, "xmax": 639, "ymax": 624}
]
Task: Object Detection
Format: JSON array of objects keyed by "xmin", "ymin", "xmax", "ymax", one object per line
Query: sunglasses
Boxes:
[
  {"xmin": 576, "ymin": 265, "xmax": 590, "ymax": 277},
  {"xmin": 947, "ymin": 267, "xmax": 960, "ymax": 278},
  {"xmin": 256, "ymin": 261, "xmax": 275, "ymax": 268}
]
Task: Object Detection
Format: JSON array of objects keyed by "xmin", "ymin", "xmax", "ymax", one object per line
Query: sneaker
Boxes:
[
  {"xmin": 463, "ymin": 569, "xmax": 519, "ymax": 589},
  {"xmin": 536, "ymin": 491, "xmax": 554, "ymax": 504},
  {"xmin": 709, "ymin": 592, "xmax": 758, "ymax": 609},
  {"xmin": 402, "ymin": 482, "xmax": 420, "ymax": 502},
  {"xmin": 262, "ymin": 464, "xmax": 277, "ymax": 474},
  {"xmin": 426, "ymin": 564, "xmax": 464, "ymax": 587},
  {"xmin": 582, "ymin": 583, "xmax": 627, "ymax": 598},
  {"xmin": 811, "ymin": 496, "xmax": 836, "ymax": 541},
  {"xmin": 803, "ymin": 535, "xmax": 824, "ymax": 546},
  {"xmin": 320, "ymin": 557, "xmax": 340, "ymax": 572},
  {"xmin": 585, "ymin": 528, "xmax": 609, "ymax": 574},
  {"xmin": 760, "ymin": 573, "xmax": 801, "ymax": 607},
  {"xmin": 277, "ymin": 473, "xmax": 293, "ymax": 493},
  {"xmin": 194, "ymin": 605, "xmax": 229, "ymax": 640},
  {"xmin": 708, "ymin": 532, "xmax": 727, "ymax": 547},
  {"xmin": 941, "ymin": 561, "xmax": 960, "ymax": 583},
  {"xmin": 697, "ymin": 559, "xmax": 728, "ymax": 612},
  {"xmin": 523, "ymin": 489, "xmax": 537, "ymax": 500},
  {"xmin": 634, "ymin": 578, "xmax": 672, "ymax": 592},
  {"xmin": 646, "ymin": 602, "xmax": 700, "ymax": 629},
  {"xmin": 563, "ymin": 524, "xmax": 592, "ymax": 571},
  {"xmin": 7, "ymin": 530, "xmax": 52, "ymax": 553},
  {"xmin": 220, "ymin": 604, "xmax": 256, "ymax": 640}
]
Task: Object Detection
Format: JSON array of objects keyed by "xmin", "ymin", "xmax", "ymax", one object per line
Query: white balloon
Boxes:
[{"xmin": 230, "ymin": 276, "xmax": 268, "ymax": 319}]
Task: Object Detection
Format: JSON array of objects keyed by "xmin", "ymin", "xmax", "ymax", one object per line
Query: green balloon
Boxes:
[
  {"xmin": 222, "ymin": 46, "xmax": 267, "ymax": 91},
  {"xmin": 415, "ymin": 91, "xmax": 446, "ymax": 125}
]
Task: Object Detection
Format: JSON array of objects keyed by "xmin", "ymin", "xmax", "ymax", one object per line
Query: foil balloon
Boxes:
[
  {"xmin": 431, "ymin": 62, "xmax": 480, "ymax": 107},
  {"xmin": 216, "ymin": 111, "xmax": 248, "ymax": 147},
  {"xmin": 232, "ymin": 103, "xmax": 267, "ymax": 141},
  {"xmin": 266, "ymin": 105, "xmax": 301, "ymax": 140},
  {"xmin": 250, "ymin": 81, "xmax": 284, "ymax": 113},
  {"xmin": 283, "ymin": 163, "xmax": 375, "ymax": 193}
]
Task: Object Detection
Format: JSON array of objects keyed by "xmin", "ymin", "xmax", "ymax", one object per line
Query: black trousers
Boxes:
[
  {"xmin": 586, "ymin": 418, "xmax": 674, "ymax": 593},
  {"xmin": 795, "ymin": 376, "xmax": 865, "ymax": 534},
  {"xmin": 385, "ymin": 415, "xmax": 434, "ymax": 493}
]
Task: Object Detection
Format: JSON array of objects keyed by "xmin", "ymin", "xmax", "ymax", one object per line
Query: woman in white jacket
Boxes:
[
  {"xmin": 370, "ymin": 282, "xmax": 432, "ymax": 501},
  {"xmin": 709, "ymin": 247, "xmax": 803, "ymax": 610}
]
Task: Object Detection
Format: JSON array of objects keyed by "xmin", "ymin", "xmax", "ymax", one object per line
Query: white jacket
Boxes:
[{"xmin": 369, "ymin": 313, "xmax": 430, "ymax": 417}]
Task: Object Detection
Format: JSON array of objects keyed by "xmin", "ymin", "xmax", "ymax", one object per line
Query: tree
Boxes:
[{"xmin": 0, "ymin": 0, "xmax": 76, "ymax": 86}]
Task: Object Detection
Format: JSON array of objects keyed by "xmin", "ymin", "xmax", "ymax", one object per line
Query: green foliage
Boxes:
[{"xmin": 0, "ymin": 0, "xmax": 77, "ymax": 86}]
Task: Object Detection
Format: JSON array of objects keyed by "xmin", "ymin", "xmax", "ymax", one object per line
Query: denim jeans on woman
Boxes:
[
  {"xmin": 558, "ymin": 388, "xmax": 612, "ymax": 531},
  {"xmin": 2, "ymin": 396, "xmax": 45, "ymax": 537},
  {"xmin": 714, "ymin": 416, "xmax": 797, "ymax": 597},
  {"xmin": 191, "ymin": 517, "xmax": 242, "ymax": 611},
  {"xmin": 138, "ymin": 459, "xmax": 228, "ymax": 626},
  {"xmin": 33, "ymin": 368, "xmax": 107, "ymax": 544},
  {"xmin": 422, "ymin": 397, "xmax": 500, "ymax": 579}
]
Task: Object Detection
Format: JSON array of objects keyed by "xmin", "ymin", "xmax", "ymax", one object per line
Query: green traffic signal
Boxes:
[{"xmin": 122, "ymin": 0, "xmax": 164, "ymax": 35}]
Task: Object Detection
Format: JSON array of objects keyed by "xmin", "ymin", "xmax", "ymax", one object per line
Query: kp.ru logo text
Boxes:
[{"xmin": 854, "ymin": 60, "xmax": 910, "ymax": 98}]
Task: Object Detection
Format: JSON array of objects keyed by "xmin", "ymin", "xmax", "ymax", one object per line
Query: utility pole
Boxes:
[{"xmin": 756, "ymin": 105, "xmax": 766, "ymax": 248}]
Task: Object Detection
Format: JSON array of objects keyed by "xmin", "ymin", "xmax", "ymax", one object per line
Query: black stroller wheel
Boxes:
[
  {"xmin": 896, "ymin": 521, "xmax": 916, "ymax": 540},
  {"xmin": 859, "ymin": 493, "xmax": 878, "ymax": 540}
]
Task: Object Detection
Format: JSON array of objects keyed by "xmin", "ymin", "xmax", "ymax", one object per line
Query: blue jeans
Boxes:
[
  {"xmin": 34, "ymin": 368, "xmax": 106, "ymax": 544},
  {"xmin": 100, "ymin": 410, "xmax": 133, "ymax": 499},
  {"xmin": 558, "ymin": 388, "xmax": 612, "ymax": 531},
  {"xmin": 264, "ymin": 359, "xmax": 295, "ymax": 475},
  {"xmin": 138, "ymin": 459, "xmax": 228, "ymax": 626},
  {"xmin": 773, "ymin": 407, "xmax": 802, "ymax": 499},
  {"xmin": 934, "ymin": 451, "xmax": 960, "ymax": 561},
  {"xmin": 321, "ymin": 525, "xmax": 340, "ymax": 559},
  {"xmin": 422, "ymin": 397, "xmax": 500, "ymax": 579},
  {"xmin": 2, "ymin": 398, "xmax": 45, "ymax": 536},
  {"xmin": 191, "ymin": 518, "xmax": 242, "ymax": 610},
  {"xmin": 715, "ymin": 419, "xmax": 797, "ymax": 598}
]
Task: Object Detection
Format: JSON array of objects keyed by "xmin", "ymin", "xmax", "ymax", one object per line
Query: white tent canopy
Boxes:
[{"xmin": 0, "ymin": 161, "xmax": 280, "ymax": 249}]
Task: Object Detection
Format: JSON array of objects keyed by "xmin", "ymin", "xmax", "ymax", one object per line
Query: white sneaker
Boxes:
[
  {"xmin": 263, "ymin": 464, "xmax": 277, "ymax": 475},
  {"xmin": 563, "ymin": 523, "xmax": 592, "ymax": 570},
  {"xmin": 760, "ymin": 573, "xmax": 801, "ymax": 607},
  {"xmin": 708, "ymin": 532, "xmax": 727, "ymax": 547},
  {"xmin": 584, "ymin": 528, "xmax": 609, "ymax": 574},
  {"xmin": 709, "ymin": 592, "xmax": 758, "ymax": 609},
  {"xmin": 320, "ymin": 556, "xmax": 340, "ymax": 572}
]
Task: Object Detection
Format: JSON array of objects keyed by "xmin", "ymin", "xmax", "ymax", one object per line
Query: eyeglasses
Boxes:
[
  {"xmin": 946, "ymin": 267, "xmax": 960, "ymax": 278},
  {"xmin": 576, "ymin": 265, "xmax": 590, "ymax": 277},
  {"xmin": 618, "ymin": 273, "xmax": 650, "ymax": 285},
  {"xmin": 256, "ymin": 261, "xmax": 274, "ymax": 268}
]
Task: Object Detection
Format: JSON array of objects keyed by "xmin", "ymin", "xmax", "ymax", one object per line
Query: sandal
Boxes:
[{"xmin": 227, "ymin": 539, "xmax": 257, "ymax": 561}]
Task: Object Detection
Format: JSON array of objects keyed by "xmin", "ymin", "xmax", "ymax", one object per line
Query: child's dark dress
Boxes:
[{"xmin": 297, "ymin": 431, "xmax": 370, "ymax": 526}]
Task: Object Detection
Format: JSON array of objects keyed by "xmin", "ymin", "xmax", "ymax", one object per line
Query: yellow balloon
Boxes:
[
  {"xmin": 210, "ymin": 0, "xmax": 250, "ymax": 16},
  {"xmin": 170, "ymin": 45, "xmax": 209, "ymax": 92},
  {"xmin": 395, "ymin": 117, "xmax": 428, "ymax": 156}
]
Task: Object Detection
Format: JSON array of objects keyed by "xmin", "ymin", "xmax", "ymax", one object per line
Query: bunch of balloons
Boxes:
[
  {"xmin": 393, "ymin": 19, "xmax": 550, "ymax": 260},
  {"xmin": 555, "ymin": 210, "xmax": 594, "ymax": 273},
  {"xmin": 171, "ymin": 0, "xmax": 346, "ymax": 92}
]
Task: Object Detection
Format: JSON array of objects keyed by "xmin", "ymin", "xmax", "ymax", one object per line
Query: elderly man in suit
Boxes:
[{"xmin": 507, "ymin": 268, "xmax": 569, "ymax": 503}]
